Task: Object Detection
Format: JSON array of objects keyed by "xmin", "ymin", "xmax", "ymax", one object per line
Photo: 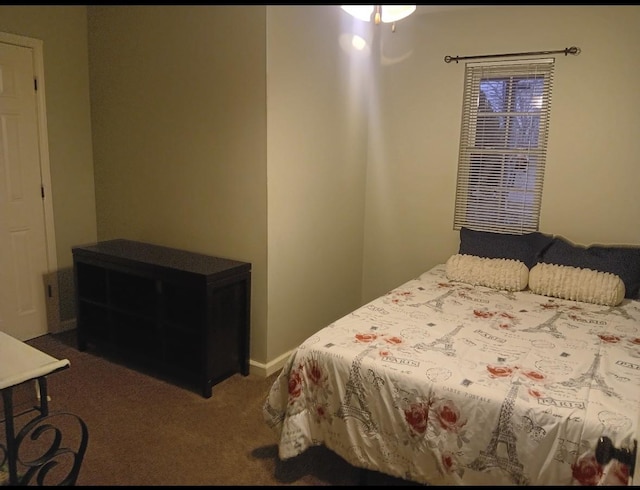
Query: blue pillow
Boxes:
[
  {"xmin": 458, "ymin": 227, "xmax": 554, "ymax": 270},
  {"xmin": 540, "ymin": 236, "xmax": 640, "ymax": 299}
]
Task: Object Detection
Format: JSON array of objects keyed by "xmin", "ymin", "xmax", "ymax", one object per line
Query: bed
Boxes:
[{"xmin": 263, "ymin": 229, "xmax": 640, "ymax": 485}]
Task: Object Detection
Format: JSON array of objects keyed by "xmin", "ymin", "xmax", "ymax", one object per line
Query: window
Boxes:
[{"xmin": 453, "ymin": 59, "xmax": 554, "ymax": 234}]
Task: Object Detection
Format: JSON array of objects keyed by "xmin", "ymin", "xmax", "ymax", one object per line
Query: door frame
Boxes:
[{"xmin": 0, "ymin": 31, "xmax": 59, "ymax": 332}]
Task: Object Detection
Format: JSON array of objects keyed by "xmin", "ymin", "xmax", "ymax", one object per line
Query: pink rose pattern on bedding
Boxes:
[{"xmin": 263, "ymin": 265, "xmax": 640, "ymax": 486}]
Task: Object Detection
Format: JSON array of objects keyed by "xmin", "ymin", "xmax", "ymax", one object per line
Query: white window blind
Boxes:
[{"xmin": 453, "ymin": 58, "xmax": 554, "ymax": 234}]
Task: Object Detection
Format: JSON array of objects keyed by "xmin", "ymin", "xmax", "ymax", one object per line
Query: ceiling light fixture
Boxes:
[{"xmin": 341, "ymin": 5, "xmax": 416, "ymax": 30}]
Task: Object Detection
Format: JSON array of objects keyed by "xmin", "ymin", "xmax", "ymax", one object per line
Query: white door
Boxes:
[{"xmin": 0, "ymin": 35, "xmax": 56, "ymax": 341}]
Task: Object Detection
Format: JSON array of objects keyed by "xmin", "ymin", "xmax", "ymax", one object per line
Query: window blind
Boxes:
[{"xmin": 453, "ymin": 58, "xmax": 554, "ymax": 234}]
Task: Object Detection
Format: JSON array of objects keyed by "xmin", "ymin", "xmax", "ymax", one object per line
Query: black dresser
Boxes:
[{"xmin": 72, "ymin": 239, "xmax": 251, "ymax": 398}]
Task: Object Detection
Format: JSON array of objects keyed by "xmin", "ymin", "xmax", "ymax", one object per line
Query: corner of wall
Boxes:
[{"xmin": 249, "ymin": 348, "xmax": 294, "ymax": 378}]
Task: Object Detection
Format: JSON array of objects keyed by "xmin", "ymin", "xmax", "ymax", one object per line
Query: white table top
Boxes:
[{"xmin": 0, "ymin": 330, "xmax": 69, "ymax": 390}]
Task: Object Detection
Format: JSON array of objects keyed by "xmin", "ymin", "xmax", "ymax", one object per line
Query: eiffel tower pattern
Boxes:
[
  {"xmin": 520, "ymin": 310, "xmax": 565, "ymax": 338},
  {"xmin": 555, "ymin": 351, "xmax": 619, "ymax": 398},
  {"xmin": 501, "ymin": 291, "xmax": 519, "ymax": 302},
  {"xmin": 408, "ymin": 289, "xmax": 455, "ymax": 313},
  {"xmin": 413, "ymin": 324, "xmax": 464, "ymax": 357},
  {"xmin": 593, "ymin": 304, "xmax": 636, "ymax": 322},
  {"xmin": 335, "ymin": 343, "xmax": 380, "ymax": 434},
  {"xmin": 467, "ymin": 379, "xmax": 529, "ymax": 485}
]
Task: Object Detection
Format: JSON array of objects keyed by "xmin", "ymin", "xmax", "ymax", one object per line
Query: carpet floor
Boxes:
[{"xmin": 14, "ymin": 330, "xmax": 416, "ymax": 486}]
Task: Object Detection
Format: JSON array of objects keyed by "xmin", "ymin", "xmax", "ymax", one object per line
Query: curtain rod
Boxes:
[{"xmin": 444, "ymin": 46, "xmax": 580, "ymax": 64}]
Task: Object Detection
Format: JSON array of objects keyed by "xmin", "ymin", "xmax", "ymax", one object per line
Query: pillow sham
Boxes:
[
  {"xmin": 529, "ymin": 262, "xmax": 625, "ymax": 306},
  {"xmin": 459, "ymin": 227, "xmax": 554, "ymax": 269},
  {"xmin": 540, "ymin": 236, "xmax": 640, "ymax": 299},
  {"xmin": 446, "ymin": 253, "xmax": 529, "ymax": 292}
]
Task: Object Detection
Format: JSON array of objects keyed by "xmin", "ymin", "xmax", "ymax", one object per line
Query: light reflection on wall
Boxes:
[
  {"xmin": 339, "ymin": 32, "xmax": 372, "ymax": 57},
  {"xmin": 380, "ymin": 36, "xmax": 413, "ymax": 66},
  {"xmin": 377, "ymin": 15, "xmax": 414, "ymax": 67},
  {"xmin": 338, "ymin": 6, "xmax": 373, "ymax": 59}
]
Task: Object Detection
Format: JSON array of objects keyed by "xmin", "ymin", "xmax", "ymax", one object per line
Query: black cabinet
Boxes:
[{"xmin": 72, "ymin": 239, "xmax": 251, "ymax": 398}]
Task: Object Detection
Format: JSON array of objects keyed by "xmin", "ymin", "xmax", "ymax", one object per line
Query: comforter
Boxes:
[{"xmin": 263, "ymin": 264, "xmax": 639, "ymax": 485}]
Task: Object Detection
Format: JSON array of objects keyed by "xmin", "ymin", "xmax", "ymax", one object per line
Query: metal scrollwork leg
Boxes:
[
  {"xmin": 10, "ymin": 411, "xmax": 89, "ymax": 486},
  {"xmin": 1, "ymin": 442, "xmax": 9, "ymax": 485}
]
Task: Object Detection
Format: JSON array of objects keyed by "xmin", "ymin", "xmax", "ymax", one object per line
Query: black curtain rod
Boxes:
[{"xmin": 444, "ymin": 46, "xmax": 580, "ymax": 64}]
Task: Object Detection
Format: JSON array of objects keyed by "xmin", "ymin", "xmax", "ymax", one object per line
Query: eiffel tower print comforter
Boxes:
[{"xmin": 263, "ymin": 264, "xmax": 640, "ymax": 486}]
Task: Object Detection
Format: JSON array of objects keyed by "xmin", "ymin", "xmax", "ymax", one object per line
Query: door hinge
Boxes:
[
  {"xmin": 41, "ymin": 185, "xmax": 45, "ymax": 199},
  {"xmin": 34, "ymin": 78, "xmax": 38, "ymax": 91}
]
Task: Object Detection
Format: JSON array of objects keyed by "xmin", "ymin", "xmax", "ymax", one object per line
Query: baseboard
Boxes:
[
  {"xmin": 249, "ymin": 349, "xmax": 293, "ymax": 378},
  {"xmin": 63, "ymin": 318, "xmax": 291, "ymax": 379}
]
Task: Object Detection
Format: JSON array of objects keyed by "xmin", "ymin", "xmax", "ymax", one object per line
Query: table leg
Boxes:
[
  {"xmin": 36, "ymin": 377, "xmax": 49, "ymax": 416},
  {"xmin": 1, "ymin": 388, "xmax": 18, "ymax": 485}
]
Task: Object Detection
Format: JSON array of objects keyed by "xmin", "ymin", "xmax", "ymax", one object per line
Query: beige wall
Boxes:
[
  {"xmin": 86, "ymin": 6, "xmax": 269, "ymax": 363},
  {"xmin": 87, "ymin": 6, "xmax": 370, "ymax": 370},
  {"xmin": 266, "ymin": 6, "xmax": 369, "ymax": 366},
  {"xmin": 362, "ymin": 5, "xmax": 640, "ymax": 302},
  {"xmin": 0, "ymin": 6, "xmax": 97, "ymax": 322},
  {"xmin": 1, "ymin": 6, "xmax": 638, "ymax": 372}
]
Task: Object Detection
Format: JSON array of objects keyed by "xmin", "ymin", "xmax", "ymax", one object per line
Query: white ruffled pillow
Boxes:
[
  {"xmin": 529, "ymin": 262, "xmax": 625, "ymax": 306},
  {"xmin": 445, "ymin": 254, "xmax": 529, "ymax": 292}
]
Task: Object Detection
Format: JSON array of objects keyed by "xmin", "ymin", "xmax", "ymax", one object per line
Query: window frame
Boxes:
[{"xmin": 453, "ymin": 58, "xmax": 555, "ymax": 234}]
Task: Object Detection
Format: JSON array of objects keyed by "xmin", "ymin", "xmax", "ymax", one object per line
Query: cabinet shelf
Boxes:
[{"xmin": 72, "ymin": 239, "xmax": 251, "ymax": 398}]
